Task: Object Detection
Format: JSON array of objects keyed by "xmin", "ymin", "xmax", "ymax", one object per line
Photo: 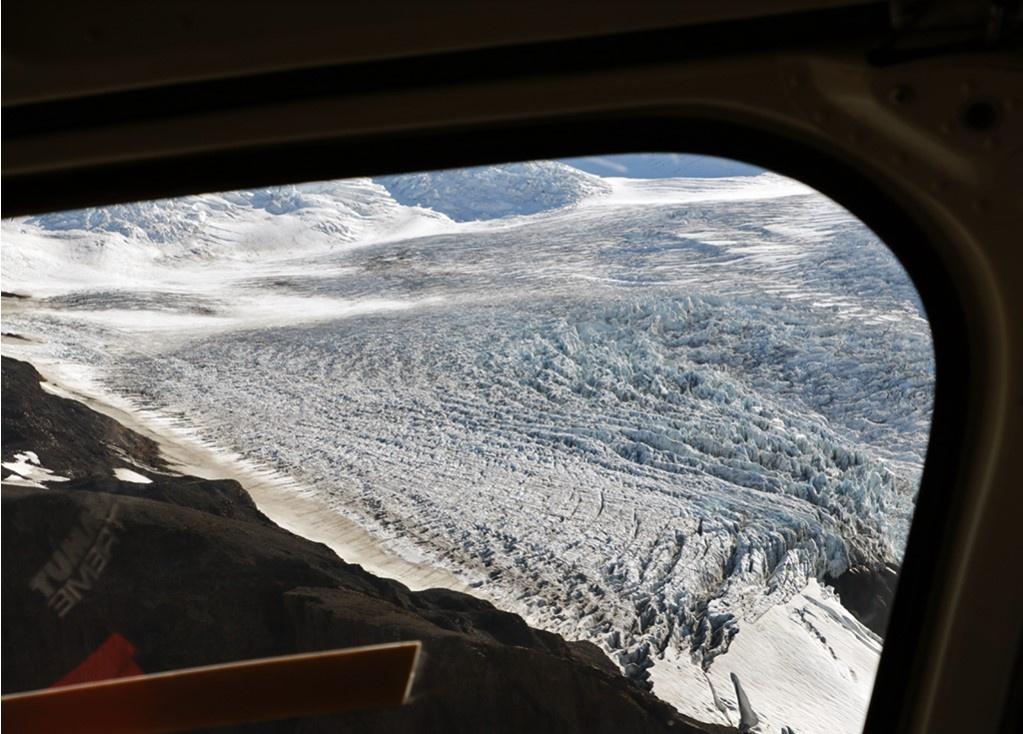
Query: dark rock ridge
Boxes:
[{"xmin": 1, "ymin": 357, "xmax": 728, "ymax": 733}]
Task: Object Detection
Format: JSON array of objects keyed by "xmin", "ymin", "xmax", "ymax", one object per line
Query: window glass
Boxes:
[{"xmin": 1, "ymin": 154, "xmax": 934, "ymax": 733}]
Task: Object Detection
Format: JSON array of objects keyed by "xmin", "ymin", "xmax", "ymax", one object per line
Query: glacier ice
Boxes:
[{"xmin": 1, "ymin": 163, "xmax": 933, "ymax": 734}]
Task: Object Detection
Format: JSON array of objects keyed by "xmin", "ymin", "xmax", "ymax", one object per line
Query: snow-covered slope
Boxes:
[
  {"xmin": 651, "ymin": 580, "xmax": 882, "ymax": 731},
  {"xmin": 375, "ymin": 161, "xmax": 610, "ymax": 221},
  {"xmin": 1, "ymin": 166, "xmax": 933, "ymax": 734},
  {"xmin": 4, "ymin": 178, "xmax": 454, "ymax": 297}
]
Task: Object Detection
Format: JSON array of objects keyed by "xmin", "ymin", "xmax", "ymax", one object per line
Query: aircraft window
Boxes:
[{"xmin": 1, "ymin": 154, "xmax": 934, "ymax": 734}]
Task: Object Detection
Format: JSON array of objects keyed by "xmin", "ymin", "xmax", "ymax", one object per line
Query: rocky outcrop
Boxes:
[
  {"xmin": 825, "ymin": 563, "xmax": 900, "ymax": 637},
  {"xmin": 1, "ymin": 357, "xmax": 726, "ymax": 733},
  {"xmin": 730, "ymin": 673, "xmax": 760, "ymax": 732}
]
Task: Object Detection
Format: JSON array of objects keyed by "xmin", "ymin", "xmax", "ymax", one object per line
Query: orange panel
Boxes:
[{"xmin": 2, "ymin": 641, "xmax": 421, "ymax": 734}]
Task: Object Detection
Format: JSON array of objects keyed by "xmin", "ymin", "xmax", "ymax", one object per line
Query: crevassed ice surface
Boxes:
[{"xmin": 1, "ymin": 158, "xmax": 934, "ymax": 734}]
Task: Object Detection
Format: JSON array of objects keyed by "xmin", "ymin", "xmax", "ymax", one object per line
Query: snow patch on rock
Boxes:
[
  {"xmin": 113, "ymin": 467, "xmax": 153, "ymax": 484},
  {"xmin": 2, "ymin": 450, "xmax": 70, "ymax": 486}
]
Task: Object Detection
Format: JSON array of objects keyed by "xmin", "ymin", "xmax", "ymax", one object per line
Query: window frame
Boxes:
[{"xmin": 1, "ymin": 114, "xmax": 987, "ymax": 734}]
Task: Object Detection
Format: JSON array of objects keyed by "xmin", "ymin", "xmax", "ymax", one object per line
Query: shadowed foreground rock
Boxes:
[{"xmin": 2, "ymin": 357, "xmax": 730, "ymax": 733}]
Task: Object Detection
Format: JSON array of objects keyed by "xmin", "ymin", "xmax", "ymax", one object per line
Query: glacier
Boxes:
[{"xmin": 0, "ymin": 158, "xmax": 933, "ymax": 733}]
